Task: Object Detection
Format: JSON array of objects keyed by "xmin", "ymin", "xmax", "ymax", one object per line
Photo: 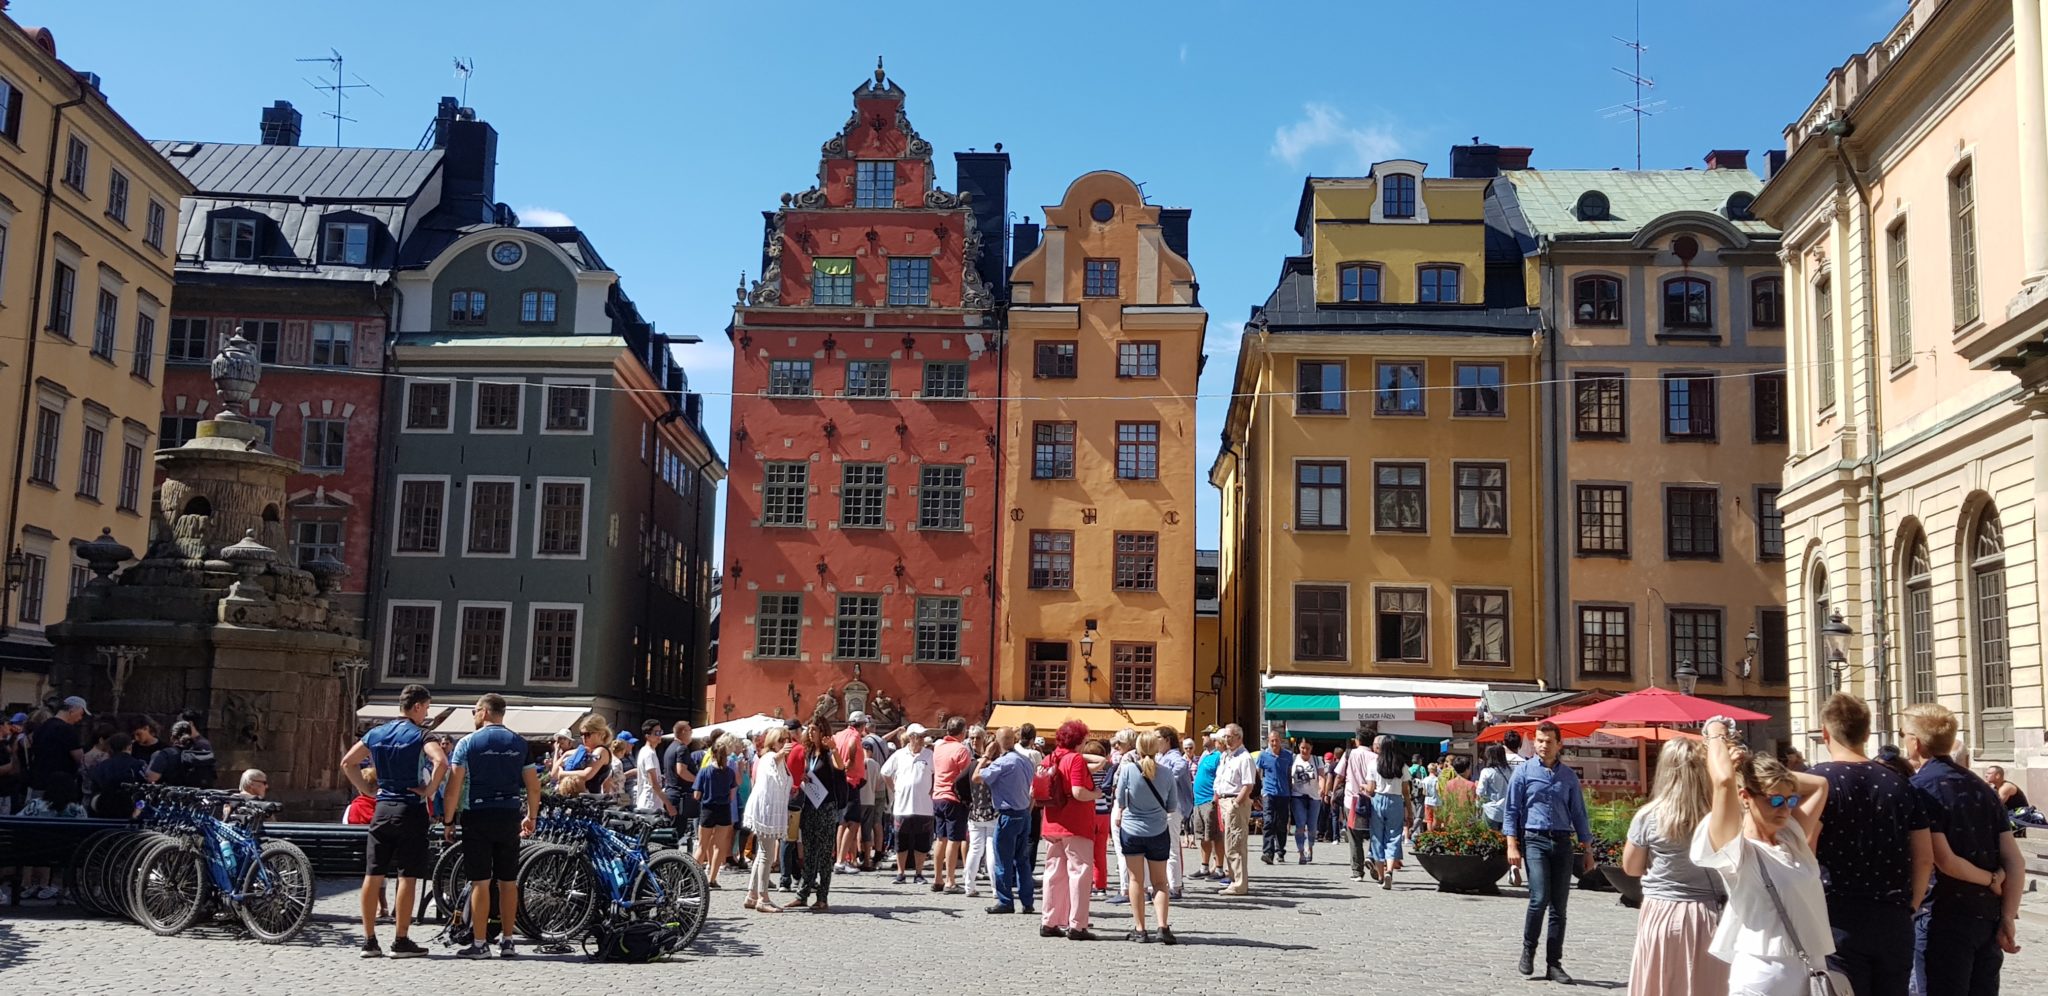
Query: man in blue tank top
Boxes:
[
  {"xmin": 339, "ymin": 683, "xmax": 447, "ymax": 958},
  {"xmin": 443, "ymin": 693, "xmax": 541, "ymax": 958}
]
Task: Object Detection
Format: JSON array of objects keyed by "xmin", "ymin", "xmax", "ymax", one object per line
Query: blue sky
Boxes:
[{"xmin": 28, "ymin": 0, "xmax": 1897, "ymax": 556}]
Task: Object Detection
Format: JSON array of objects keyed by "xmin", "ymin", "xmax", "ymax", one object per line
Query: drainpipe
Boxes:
[
  {"xmin": 1833, "ymin": 128, "xmax": 1893, "ymax": 738},
  {"xmin": 4, "ymin": 88, "xmax": 90, "ymax": 605},
  {"xmin": 1538, "ymin": 235, "xmax": 1568, "ymax": 692},
  {"xmin": 362, "ymin": 285, "xmax": 403, "ymax": 705},
  {"xmin": 1256, "ymin": 330, "xmax": 1273, "ymax": 731},
  {"xmin": 985, "ymin": 303, "xmax": 1006, "ymax": 720}
]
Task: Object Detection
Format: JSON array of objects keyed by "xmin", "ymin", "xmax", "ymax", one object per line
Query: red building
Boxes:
[{"xmin": 721, "ymin": 63, "xmax": 1010, "ymax": 726}]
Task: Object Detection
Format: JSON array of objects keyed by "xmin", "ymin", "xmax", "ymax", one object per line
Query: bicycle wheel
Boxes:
[
  {"xmin": 431, "ymin": 841, "xmax": 468, "ymax": 924},
  {"xmin": 235, "ymin": 840, "xmax": 314, "ymax": 943},
  {"xmin": 107, "ymin": 831, "xmax": 167, "ymax": 922},
  {"xmin": 631, "ymin": 851, "xmax": 708, "ymax": 949},
  {"xmin": 69, "ymin": 830, "xmax": 121, "ymax": 917},
  {"xmin": 515, "ymin": 844, "xmax": 596, "ymax": 944},
  {"xmin": 129, "ymin": 836, "xmax": 209, "ymax": 936}
]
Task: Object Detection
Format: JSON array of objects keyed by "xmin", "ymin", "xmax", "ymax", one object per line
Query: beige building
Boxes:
[
  {"xmin": 1754, "ymin": 0, "xmax": 2048, "ymax": 793},
  {"xmin": 0, "ymin": 18, "xmax": 192, "ymax": 704}
]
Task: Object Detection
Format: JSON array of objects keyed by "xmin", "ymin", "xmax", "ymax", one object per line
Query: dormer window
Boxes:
[
  {"xmin": 210, "ymin": 217, "xmax": 257, "ymax": 261},
  {"xmin": 1382, "ymin": 174, "xmax": 1417, "ymax": 219},
  {"xmin": 520, "ymin": 290, "xmax": 559, "ymax": 323},
  {"xmin": 321, "ymin": 221, "xmax": 370, "ymax": 265},
  {"xmin": 1339, "ymin": 263, "xmax": 1381, "ymax": 303},
  {"xmin": 855, "ymin": 161, "xmax": 895, "ymax": 208},
  {"xmin": 1418, "ymin": 265, "xmax": 1461, "ymax": 304},
  {"xmin": 450, "ymin": 290, "xmax": 487, "ymax": 324},
  {"xmin": 1575, "ymin": 191, "xmax": 1610, "ymax": 221}
]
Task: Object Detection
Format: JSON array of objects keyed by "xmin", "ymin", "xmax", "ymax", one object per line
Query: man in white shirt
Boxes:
[
  {"xmin": 1210, "ymin": 724, "xmax": 1257, "ymax": 896},
  {"xmin": 633, "ymin": 721, "xmax": 671, "ymax": 816},
  {"xmin": 881, "ymin": 726, "xmax": 936, "ymax": 884},
  {"xmin": 1340, "ymin": 738, "xmax": 1378, "ymax": 881}
]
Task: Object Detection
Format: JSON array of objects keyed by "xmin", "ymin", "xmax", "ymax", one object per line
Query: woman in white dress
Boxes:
[
  {"xmin": 1690, "ymin": 718, "xmax": 1835, "ymax": 996},
  {"xmin": 743, "ymin": 727, "xmax": 795, "ymax": 912}
]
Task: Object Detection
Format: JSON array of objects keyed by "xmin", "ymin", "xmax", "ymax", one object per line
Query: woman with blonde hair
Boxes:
[
  {"xmin": 1624, "ymin": 738, "xmax": 1727, "ymax": 995},
  {"xmin": 696, "ymin": 734, "xmax": 741, "ymax": 888},
  {"xmin": 1691, "ymin": 718, "xmax": 1835, "ymax": 996},
  {"xmin": 1113, "ymin": 731, "xmax": 1177, "ymax": 944},
  {"xmin": 743, "ymin": 727, "xmax": 794, "ymax": 911},
  {"xmin": 556, "ymin": 716, "xmax": 613, "ymax": 797}
]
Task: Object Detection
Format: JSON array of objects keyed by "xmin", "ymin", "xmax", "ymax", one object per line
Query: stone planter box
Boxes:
[{"xmin": 1416, "ymin": 851, "xmax": 1509, "ymax": 895}]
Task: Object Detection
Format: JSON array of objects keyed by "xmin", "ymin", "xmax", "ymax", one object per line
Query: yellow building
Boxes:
[
  {"xmin": 1214, "ymin": 155, "xmax": 1542, "ymax": 741},
  {"xmin": 0, "ymin": 18, "xmax": 192, "ymax": 704},
  {"xmin": 1507, "ymin": 158, "xmax": 1791, "ymax": 748},
  {"xmin": 992, "ymin": 172, "xmax": 1203, "ymax": 736}
]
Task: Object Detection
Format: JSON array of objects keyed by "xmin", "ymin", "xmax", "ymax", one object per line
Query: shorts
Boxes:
[
  {"xmin": 895, "ymin": 815, "xmax": 935, "ymax": 855},
  {"xmin": 1194, "ymin": 802, "xmax": 1221, "ymax": 842},
  {"xmin": 1120, "ymin": 830, "xmax": 1171, "ymax": 862},
  {"xmin": 932, "ymin": 800, "xmax": 969, "ymax": 841},
  {"xmin": 700, "ymin": 806, "xmax": 732, "ymax": 829},
  {"xmin": 460, "ymin": 808, "xmax": 523, "ymax": 881},
  {"xmin": 842, "ymin": 802, "xmax": 868, "ymax": 825},
  {"xmin": 365, "ymin": 800, "xmax": 431, "ymax": 879}
]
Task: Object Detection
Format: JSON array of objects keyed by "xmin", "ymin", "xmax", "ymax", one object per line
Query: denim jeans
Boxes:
[
  {"xmin": 1291, "ymin": 796, "xmax": 1320, "ymax": 853},
  {"xmin": 1368, "ymin": 792, "xmax": 1405, "ymax": 864},
  {"xmin": 1921, "ymin": 910, "xmax": 2004, "ymax": 996},
  {"xmin": 1827, "ymin": 897, "xmax": 1913, "ymax": 996},
  {"xmin": 1521, "ymin": 831, "xmax": 1576, "ymax": 966},
  {"xmin": 991, "ymin": 810, "xmax": 1034, "ymax": 910},
  {"xmin": 1261, "ymin": 795, "xmax": 1291, "ymax": 856}
]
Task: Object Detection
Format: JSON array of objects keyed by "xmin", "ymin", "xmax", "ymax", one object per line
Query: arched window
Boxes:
[
  {"xmin": 1417, "ymin": 265, "xmax": 1461, "ymax": 304},
  {"xmin": 1969, "ymin": 508, "xmax": 2012, "ymax": 755},
  {"xmin": 1811, "ymin": 564, "xmax": 1833, "ymax": 701},
  {"xmin": 1663, "ymin": 277, "xmax": 1712, "ymax": 328},
  {"xmin": 1573, "ymin": 275, "xmax": 1622, "ymax": 325},
  {"xmin": 1338, "ymin": 263, "xmax": 1381, "ymax": 303},
  {"xmin": 1383, "ymin": 174, "xmax": 1417, "ymax": 219},
  {"xmin": 1903, "ymin": 530, "xmax": 1934, "ymax": 704}
]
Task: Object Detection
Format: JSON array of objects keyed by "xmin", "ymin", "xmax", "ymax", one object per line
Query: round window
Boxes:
[
  {"xmin": 490, "ymin": 240, "xmax": 525, "ymax": 267},
  {"xmin": 1673, "ymin": 235, "xmax": 1700, "ymax": 262},
  {"xmin": 1090, "ymin": 199, "xmax": 1115, "ymax": 223}
]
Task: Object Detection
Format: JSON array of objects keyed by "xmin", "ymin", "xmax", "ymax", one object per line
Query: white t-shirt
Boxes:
[
  {"xmin": 1420, "ymin": 773, "xmax": 1440, "ymax": 807},
  {"xmin": 1367, "ymin": 762, "xmax": 1408, "ymax": 797},
  {"xmin": 1689, "ymin": 818, "xmax": 1833, "ymax": 968},
  {"xmin": 633, "ymin": 744, "xmax": 663, "ymax": 812},
  {"xmin": 882, "ymin": 747, "xmax": 935, "ymax": 817},
  {"xmin": 1212, "ymin": 748, "xmax": 1256, "ymax": 798}
]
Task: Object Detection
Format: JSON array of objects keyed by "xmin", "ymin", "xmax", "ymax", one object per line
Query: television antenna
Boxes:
[
  {"xmin": 1605, "ymin": 0, "xmax": 1659, "ymax": 170},
  {"xmin": 296, "ymin": 48, "xmax": 382, "ymax": 146},
  {"xmin": 453, "ymin": 57, "xmax": 475, "ymax": 106}
]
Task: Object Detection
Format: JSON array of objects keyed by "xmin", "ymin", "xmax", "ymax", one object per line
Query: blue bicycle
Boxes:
[
  {"xmin": 128, "ymin": 785, "xmax": 315, "ymax": 943},
  {"xmin": 516, "ymin": 795, "xmax": 707, "ymax": 947}
]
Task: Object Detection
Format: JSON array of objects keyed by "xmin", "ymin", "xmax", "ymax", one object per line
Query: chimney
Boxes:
[
  {"xmin": 1764, "ymin": 149, "xmax": 1788, "ymax": 180},
  {"xmin": 1158, "ymin": 207, "xmax": 1191, "ymax": 260},
  {"xmin": 953, "ymin": 148, "xmax": 1012, "ymax": 301},
  {"xmin": 1705, "ymin": 149, "xmax": 1750, "ymax": 171},
  {"xmin": 1496, "ymin": 146, "xmax": 1534, "ymax": 171},
  {"xmin": 437, "ymin": 99, "xmax": 498, "ymax": 224},
  {"xmin": 259, "ymin": 100, "xmax": 302, "ymax": 147},
  {"xmin": 1450, "ymin": 143, "xmax": 1502, "ymax": 178},
  {"xmin": 1011, "ymin": 219, "xmax": 1040, "ymax": 261}
]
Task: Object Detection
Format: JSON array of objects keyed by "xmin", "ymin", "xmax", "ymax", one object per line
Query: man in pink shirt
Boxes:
[
  {"xmin": 833, "ymin": 713, "xmax": 871, "ymax": 872},
  {"xmin": 930, "ymin": 717, "xmax": 973, "ymax": 894}
]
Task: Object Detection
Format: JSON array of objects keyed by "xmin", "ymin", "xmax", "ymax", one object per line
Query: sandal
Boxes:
[
  {"xmin": 743, "ymin": 898, "xmax": 758, "ymax": 910},
  {"xmin": 758, "ymin": 901, "xmax": 783, "ymax": 913}
]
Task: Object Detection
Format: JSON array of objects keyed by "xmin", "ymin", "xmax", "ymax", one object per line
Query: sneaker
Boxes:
[
  {"xmin": 360, "ymin": 938, "xmax": 382, "ymax": 959},
  {"xmin": 966, "ymin": 888, "xmax": 980, "ymax": 898},
  {"xmin": 985, "ymin": 904, "xmax": 1015, "ymax": 914},
  {"xmin": 0, "ymin": 883, "xmax": 12, "ymax": 905},
  {"xmin": 1350, "ymin": 874, "xmax": 1365, "ymax": 883},
  {"xmin": 1039, "ymin": 925, "xmax": 1065, "ymax": 938},
  {"xmin": 455, "ymin": 941, "xmax": 490, "ymax": 959},
  {"xmin": 947, "ymin": 885, "xmax": 966, "ymax": 895},
  {"xmin": 1022, "ymin": 906, "xmax": 1036, "ymax": 915},
  {"xmin": 1159, "ymin": 926, "xmax": 1178, "ymax": 946},
  {"xmin": 498, "ymin": 938, "xmax": 517, "ymax": 958},
  {"xmin": 1106, "ymin": 894, "xmax": 1129, "ymax": 905},
  {"xmin": 1298, "ymin": 855, "xmax": 1309, "ymax": 865},
  {"xmin": 913, "ymin": 875, "xmax": 927, "ymax": 885},
  {"xmin": 1126, "ymin": 929, "xmax": 1150, "ymax": 943},
  {"xmin": 1517, "ymin": 950, "xmax": 1536, "ymax": 978},
  {"xmin": 1261, "ymin": 854, "xmax": 1275, "ymax": 865},
  {"xmin": 31, "ymin": 885, "xmax": 59, "ymax": 903},
  {"xmin": 1168, "ymin": 889, "xmax": 1184, "ymax": 900},
  {"xmin": 388, "ymin": 937, "xmax": 429, "ymax": 959},
  {"xmin": 1546, "ymin": 964, "xmax": 1574, "ymax": 985},
  {"xmin": 1066, "ymin": 928, "xmax": 1098, "ymax": 941}
]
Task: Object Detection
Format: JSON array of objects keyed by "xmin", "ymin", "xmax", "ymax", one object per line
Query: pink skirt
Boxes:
[{"xmin": 1629, "ymin": 896, "xmax": 1729, "ymax": 996}]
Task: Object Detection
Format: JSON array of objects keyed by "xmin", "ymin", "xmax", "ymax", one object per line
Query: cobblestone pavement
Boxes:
[{"xmin": 4, "ymin": 850, "xmax": 2046, "ymax": 994}]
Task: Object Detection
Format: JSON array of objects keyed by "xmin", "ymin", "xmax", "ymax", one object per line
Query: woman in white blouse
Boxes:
[
  {"xmin": 743, "ymin": 727, "xmax": 796, "ymax": 913},
  {"xmin": 1690, "ymin": 718, "xmax": 1834, "ymax": 996}
]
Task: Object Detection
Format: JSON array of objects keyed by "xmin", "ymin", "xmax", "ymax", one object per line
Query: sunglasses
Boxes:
[{"xmin": 1754, "ymin": 793, "xmax": 1801, "ymax": 809}]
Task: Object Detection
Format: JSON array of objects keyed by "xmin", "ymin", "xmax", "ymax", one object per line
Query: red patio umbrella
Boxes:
[
  {"xmin": 1602, "ymin": 726, "xmax": 1703, "ymax": 742},
  {"xmin": 1474, "ymin": 720, "xmax": 1603, "ymax": 744},
  {"xmin": 1544, "ymin": 686, "xmax": 1769, "ymax": 726}
]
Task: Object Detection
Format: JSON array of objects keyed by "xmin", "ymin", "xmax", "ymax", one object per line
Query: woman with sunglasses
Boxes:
[{"xmin": 1691, "ymin": 717, "xmax": 1833, "ymax": 996}]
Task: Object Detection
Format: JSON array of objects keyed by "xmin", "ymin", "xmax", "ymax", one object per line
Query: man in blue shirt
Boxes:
[
  {"xmin": 1254, "ymin": 727, "xmax": 1295, "ymax": 865},
  {"xmin": 1191, "ymin": 736, "xmax": 1223, "ymax": 879},
  {"xmin": 972, "ymin": 726, "xmax": 1036, "ymax": 915},
  {"xmin": 340, "ymin": 683, "xmax": 447, "ymax": 958},
  {"xmin": 1903, "ymin": 702, "xmax": 2024, "ymax": 996},
  {"xmin": 443, "ymin": 693, "xmax": 541, "ymax": 958},
  {"xmin": 1502, "ymin": 720, "xmax": 1594, "ymax": 983}
]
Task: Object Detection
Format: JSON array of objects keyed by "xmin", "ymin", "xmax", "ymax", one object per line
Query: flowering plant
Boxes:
[{"xmin": 1412, "ymin": 790, "xmax": 1506, "ymax": 856}]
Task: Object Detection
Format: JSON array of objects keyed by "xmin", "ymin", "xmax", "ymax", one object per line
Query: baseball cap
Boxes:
[
  {"xmin": 618, "ymin": 731, "xmax": 639, "ymax": 745},
  {"xmin": 905, "ymin": 723, "xmax": 928, "ymax": 737},
  {"xmin": 7, "ymin": 712, "xmax": 26, "ymax": 724},
  {"xmin": 63, "ymin": 695, "xmax": 90, "ymax": 715},
  {"xmin": 553, "ymin": 728, "xmax": 574, "ymax": 741},
  {"xmin": 847, "ymin": 710, "xmax": 869, "ymax": 726}
]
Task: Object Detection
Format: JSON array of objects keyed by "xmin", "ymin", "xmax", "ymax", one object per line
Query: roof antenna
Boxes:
[
  {"xmin": 296, "ymin": 48, "xmax": 382, "ymax": 146},
  {"xmin": 1599, "ymin": 0, "xmax": 1664, "ymax": 170},
  {"xmin": 453, "ymin": 57, "xmax": 475, "ymax": 107}
]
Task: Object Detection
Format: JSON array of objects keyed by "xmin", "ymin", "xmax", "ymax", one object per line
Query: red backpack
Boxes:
[{"xmin": 1031, "ymin": 752, "xmax": 1069, "ymax": 807}]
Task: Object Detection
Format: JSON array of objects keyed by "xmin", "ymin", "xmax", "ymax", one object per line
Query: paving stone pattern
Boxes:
[{"xmin": 3, "ymin": 853, "xmax": 2045, "ymax": 994}]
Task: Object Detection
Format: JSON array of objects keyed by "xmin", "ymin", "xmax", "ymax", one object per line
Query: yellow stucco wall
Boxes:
[
  {"xmin": 1309, "ymin": 177, "xmax": 1489, "ymax": 305},
  {"xmin": 0, "ymin": 26, "xmax": 191, "ymax": 650},
  {"xmin": 1001, "ymin": 172, "xmax": 1203, "ymax": 718}
]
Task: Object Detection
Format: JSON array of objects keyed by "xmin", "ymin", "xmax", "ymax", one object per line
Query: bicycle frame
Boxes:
[{"xmin": 135, "ymin": 790, "xmax": 280, "ymax": 907}]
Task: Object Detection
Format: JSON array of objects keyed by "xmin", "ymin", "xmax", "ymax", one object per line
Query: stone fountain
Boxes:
[{"xmin": 47, "ymin": 327, "xmax": 366, "ymax": 810}]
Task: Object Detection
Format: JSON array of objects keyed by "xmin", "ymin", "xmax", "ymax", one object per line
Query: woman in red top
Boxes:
[{"xmin": 1039, "ymin": 720, "xmax": 1102, "ymax": 941}]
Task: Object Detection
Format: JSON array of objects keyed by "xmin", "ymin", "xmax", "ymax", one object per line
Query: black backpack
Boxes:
[
  {"xmin": 584, "ymin": 918, "xmax": 682, "ymax": 963},
  {"xmin": 173, "ymin": 742, "xmax": 217, "ymax": 788}
]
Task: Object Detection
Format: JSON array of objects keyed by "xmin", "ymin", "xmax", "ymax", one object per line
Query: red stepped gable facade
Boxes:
[{"xmin": 721, "ymin": 63, "xmax": 1007, "ymax": 727}]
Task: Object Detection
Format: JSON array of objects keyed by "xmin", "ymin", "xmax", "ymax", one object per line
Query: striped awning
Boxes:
[{"xmin": 1264, "ymin": 690, "xmax": 1478, "ymax": 724}]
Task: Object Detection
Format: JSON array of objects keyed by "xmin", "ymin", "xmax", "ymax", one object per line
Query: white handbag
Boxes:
[{"xmin": 1754, "ymin": 850, "xmax": 1856, "ymax": 996}]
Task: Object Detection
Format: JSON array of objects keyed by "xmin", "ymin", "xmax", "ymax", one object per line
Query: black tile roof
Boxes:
[{"xmin": 152, "ymin": 141, "xmax": 443, "ymax": 201}]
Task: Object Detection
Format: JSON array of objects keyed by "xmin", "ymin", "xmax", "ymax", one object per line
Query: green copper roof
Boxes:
[{"xmin": 1506, "ymin": 169, "xmax": 1777, "ymax": 239}]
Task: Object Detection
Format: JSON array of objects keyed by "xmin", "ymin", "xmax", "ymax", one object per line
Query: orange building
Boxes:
[{"xmin": 991, "ymin": 173, "xmax": 1204, "ymax": 735}]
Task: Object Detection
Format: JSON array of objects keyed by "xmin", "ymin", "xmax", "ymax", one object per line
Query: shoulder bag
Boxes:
[{"xmin": 1753, "ymin": 846, "xmax": 1854, "ymax": 996}]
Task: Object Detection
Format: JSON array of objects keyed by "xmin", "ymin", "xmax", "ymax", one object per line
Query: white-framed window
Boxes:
[
  {"xmin": 382, "ymin": 600, "xmax": 440, "ymax": 681},
  {"xmin": 403, "ymin": 379, "xmax": 453, "ymax": 432},
  {"xmin": 454, "ymin": 601, "xmax": 512, "ymax": 683},
  {"xmin": 527, "ymin": 603, "xmax": 583, "ymax": 683},
  {"xmin": 310, "ymin": 322, "xmax": 353, "ymax": 367},
  {"xmin": 294, "ymin": 519, "xmax": 343, "ymax": 567},
  {"xmin": 393, "ymin": 475, "xmax": 450, "ymax": 555},
  {"xmin": 854, "ymin": 161, "xmax": 895, "ymax": 208},
  {"xmin": 541, "ymin": 381, "xmax": 593, "ymax": 433},
  {"xmin": 534, "ymin": 477, "xmax": 589, "ymax": 559},
  {"xmin": 321, "ymin": 221, "xmax": 370, "ymax": 265},
  {"xmin": 463, "ymin": 475, "xmax": 520, "ymax": 557},
  {"xmin": 302, "ymin": 418, "xmax": 346, "ymax": 470},
  {"xmin": 167, "ymin": 317, "xmax": 210, "ymax": 362},
  {"xmin": 473, "ymin": 381, "xmax": 523, "ymax": 432}
]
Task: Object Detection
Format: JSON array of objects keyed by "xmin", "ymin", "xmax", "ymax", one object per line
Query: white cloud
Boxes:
[
  {"xmin": 1179, "ymin": 43, "xmax": 1189, "ymax": 65},
  {"xmin": 1270, "ymin": 103, "xmax": 1405, "ymax": 172},
  {"xmin": 515, "ymin": 205, "xmax": 575, "ymax": 227}
]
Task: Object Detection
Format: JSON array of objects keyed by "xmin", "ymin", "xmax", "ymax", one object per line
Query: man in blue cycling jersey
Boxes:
[
  {"xmin": 340, "ymin": 683, "xmax": 447, "ymax": 958},
  {"xmin": 444, "ymin": 693, "xmax": 542, "ymax": 958}
]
